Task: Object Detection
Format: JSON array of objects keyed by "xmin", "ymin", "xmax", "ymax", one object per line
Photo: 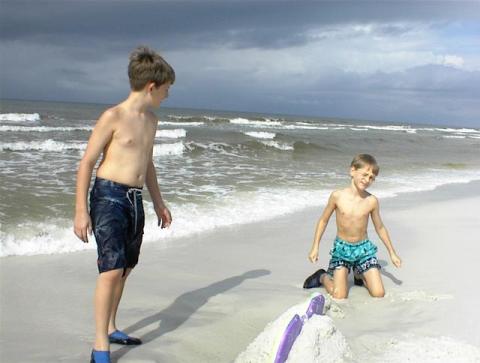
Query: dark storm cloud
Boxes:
[
  {"xmin": 1, "ymin": 1, "xmax": 479, "ymax": 126},
  {"xmin": 2, "ymin": 1, "xmax": 479, "ymax": 50}
]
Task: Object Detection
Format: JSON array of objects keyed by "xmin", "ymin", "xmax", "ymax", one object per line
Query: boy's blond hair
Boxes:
[
  {"xmin": 128, "ymin": 46, "xmax": 175, "ymax": 91},
  {"xmin": 351, "ymin": 154, "xmax": 379, "ymax": 176}
]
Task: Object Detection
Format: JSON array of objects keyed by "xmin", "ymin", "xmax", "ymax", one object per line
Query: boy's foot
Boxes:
[
  {"xmin": 303, "ymin": 269, "xmax": 326, "ymax": 289},
  {"xmin": 108, "ymin": 330, "xmax": 142, "ymax": 345},
  {"xmin": 353, "ymin": 275, "xmax": 364, "ymax": 286},
  {"xmin": 90, "ymin": 350, "xmax": 111, "ymax": 363}
]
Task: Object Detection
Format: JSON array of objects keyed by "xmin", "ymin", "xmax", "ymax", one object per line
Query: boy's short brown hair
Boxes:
[
  {"xmin": 128, "ymin": 46, "xmax": 175, "ymax": 91},
  {"xmin": 351, "ymin": 154, "xmax": 379, "ymax": 175}
]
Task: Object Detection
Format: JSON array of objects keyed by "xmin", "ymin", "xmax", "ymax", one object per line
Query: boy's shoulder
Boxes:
[
  {"xmin": 93, "ymin": 106, "xmax": 122, "ymax": 132},
  {"xmin": 361, "ymin": 191, "xmax": 379, "ymax": 208},
  {"xmin": 98, "ymin": 104, "xmax": 157, "ymax": 124},
  {"xmin": 332, "ymin": 188, "xmax": 378, "ymax": 204},
  {"xmin": 331, "ymin": 187, "xmax": 350, "ymax": 198},
  {"xmin": 98, "ymin": 105, "xmax": 122, "ymax": 123}
]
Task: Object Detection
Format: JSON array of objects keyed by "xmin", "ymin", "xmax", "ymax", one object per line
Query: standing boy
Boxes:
[
  {"xmin": 304, "ymin": 154, "xmax": 401, "ymax": 299},
  {"xmin": 73, "ymin": 46, "xmax": 174, "ymax": 363}
]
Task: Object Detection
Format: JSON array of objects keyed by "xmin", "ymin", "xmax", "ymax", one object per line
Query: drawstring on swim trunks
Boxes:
[{"xmin": 126, "ymin": 188, "xmax": 142, "ymax": 235}]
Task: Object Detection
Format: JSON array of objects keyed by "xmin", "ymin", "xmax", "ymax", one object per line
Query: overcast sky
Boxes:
[{"xmin": 1, "ymin": 1, "xmax": 479, "ymax": 126}]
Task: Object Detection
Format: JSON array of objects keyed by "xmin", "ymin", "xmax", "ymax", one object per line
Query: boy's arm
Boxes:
[
  {"xmin": 145, "ymin": 158, "xmax": 172, "ymax": 228},
  {"xmin": 73, "ymin": 110, "xmax": 115, "ymax": 243},
  {"xmin": 309, "ymin": 191, "xmax": 337, "ymax": 263},
  {"xmin": 370, "ymin": 196, "xmax": 402, "ymax": 267}
]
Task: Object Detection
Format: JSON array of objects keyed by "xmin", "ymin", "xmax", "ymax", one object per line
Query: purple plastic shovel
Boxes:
[{"xmin": 274, "ymin": 295, "xmax": 325, "ymax": 363}]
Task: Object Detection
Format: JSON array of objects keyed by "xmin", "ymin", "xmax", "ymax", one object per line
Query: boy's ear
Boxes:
[
  {"xmin": 147, "ymin": 81, "xmax": 156, "ymax": 93},
  {"xmin": 349, "ymin": 167, "xmax": 355, "ymax": 176}
]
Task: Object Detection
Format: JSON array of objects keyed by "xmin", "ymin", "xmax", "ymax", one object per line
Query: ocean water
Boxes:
[{"xmin": 1, "ymin": 99, "xmax": 479, "ymax": 257}]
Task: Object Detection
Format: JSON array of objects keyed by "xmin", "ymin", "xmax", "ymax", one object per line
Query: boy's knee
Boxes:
[
  {"xmin": 369, "ymin": 288, "xmax": 385, "ymax": 298},
  {"xmin": 332, "ymin": 288, "xmax": 348, "ymax": 299}
]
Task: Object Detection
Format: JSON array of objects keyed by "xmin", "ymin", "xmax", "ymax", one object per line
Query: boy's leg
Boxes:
[
  {"xmin": 362, "ymin": 268, "xmax": 385, "ymax": 298},
  {"xmin": 94, "ymin": 268, "xmax": 124, "ymax": 351},
  {"xmin": 322, "ymin": 267, "xmax": 349, "ymax": 299},
  {"xmin": 108, "ymin": 268, "xmax": 132, "ymax": 334}
]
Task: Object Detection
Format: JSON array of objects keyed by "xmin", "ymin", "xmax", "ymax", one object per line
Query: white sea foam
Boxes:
[
  {"xmin": 244, "ymin": 131, "xmax": 276, "ymax": 139},
  {"xmin": 184, "ymin": 141, "xmax": 247, "ymax": 158},
  {"xmin": 317, "ymin": 123, "xmax": 352, "ymax": 127},
  {"xmin": 0, "ymin": 222, "xmax": 95, "ymax": 257},
  {"xmin": 230, "ymin": 118, "xmax": 282, "ymax": 127},
  {"xmin": 360, "ymin": 124, "xmax": 417, "ymax": 133},
  {"xmin": 0, "ymin": 125, "xmax": 92, "ymax": 132},
  {"xmin": 167, "ymin": 114, "xmax": 217, "ymax": 121},
  {"xmin": 152, "ymin": 142, "xmax": 184, "ymax": 156},
  {"xmin": 376, "ymin": 169, "xmax": 480, "ymax": 199},
  {"xmin": 284, "ymin": 124, "xmax": 330, "ymax": 130},
  {"xmin": 155, "ymin": 129, "xmax": 187, "ymax": 139},
  {"xmin": 443, "ymin": 135, "xmax": 466, "ymax": 139},
  {"xmin": 261, "ymin": 140, "xmax": 294, "ymax": 151},
  {"xmin": 0, "ymin": 139, "xmax": 86, "ymax": 152},
  {"xmin": 0, "ymin": 187, "xmax": 332, "ymax": 257},
  {"xmin": 158, "ymin": 120, "xmax": 204, "ymax": 126},
  {"xmin": 350, "ymin": 128, "xmax": 369, "ymax": 131},
  {"xmin": 235, "ymin": 294, "xmax": 352, "ymax": 363},
  {"xmin": 0, "ymin": 113, "xmax": 41, "ymax": 123},
  {"xmin": 2, "ymin": 172, "xmax": 480, "ymax": 257},
  {"xmin": 139, "ymin": 187, "xmax": 333, "ymax": 243},
  {"xmin": 167, "ymin": 115, "xmax": 192, "ymax": 120},
  {"xmin": 435, "ymin": 127, "xmax": 480, "ymax": 134}
]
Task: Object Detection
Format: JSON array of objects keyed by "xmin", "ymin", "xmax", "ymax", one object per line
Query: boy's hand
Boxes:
[
  {"xmin": 390, "ymin": 252, "xmax": 402, "ymax": 268},
  {"xmin": 308, "ymin": 246, "xmax": 319, "ymax": 263},
  {"xmin": 74, "ymin": 211, "xmax": 92, "ymax": 243},
  {"xmin": 155, "ymin": 205, "xmax": 172, "ymax": 228}
]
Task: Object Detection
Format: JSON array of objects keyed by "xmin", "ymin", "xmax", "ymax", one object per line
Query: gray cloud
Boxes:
[
  {"xmin": 2, "ymin": 1, "xmax": 479, "ymax": 49},
  {"xmin": 1, "ymin": 1, "xmax": 479, "ymax": 126}
]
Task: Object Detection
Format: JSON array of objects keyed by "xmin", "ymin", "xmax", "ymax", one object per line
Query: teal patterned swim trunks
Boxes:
[{"xmin": 327, "ymin": 237, "xmax": 381, "ymax": 276}]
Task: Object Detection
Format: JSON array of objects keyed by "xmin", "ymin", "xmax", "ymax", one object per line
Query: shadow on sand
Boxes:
[
  {"xmin": 111, "ymin": 269, "xmax": 270, "ymax": 361},
  {"xmin": 378, "ymin": 259, "xmax": 403, "ymax": 285}
]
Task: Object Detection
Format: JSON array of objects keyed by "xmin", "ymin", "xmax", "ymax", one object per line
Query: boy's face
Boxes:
[
  {"xmin": 150, "ymin": 82, "xmax": 171, "ymax": 107},
  {"xmin": 350, "ymin": 165, "xmax": 376, "ymax": 191}
]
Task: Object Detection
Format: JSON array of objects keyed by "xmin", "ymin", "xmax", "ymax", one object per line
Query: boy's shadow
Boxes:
[
  {"xmin": 378, "ymin": 259, "xmax": 403, "ymax": 285},
  {"xmin": 111, "ymin": 269, "xmax": 270, "ymax": 361}
]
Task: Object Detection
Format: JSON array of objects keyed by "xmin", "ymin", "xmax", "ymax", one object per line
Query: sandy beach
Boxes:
[{"xmin": 1, "ymin": 181, "xmax": 480, "ymax": 362}]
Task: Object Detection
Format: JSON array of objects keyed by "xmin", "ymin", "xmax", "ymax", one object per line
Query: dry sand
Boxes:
[{"xmin": 1, "ymin": 181, "xmax": 479, "ymax": 362}]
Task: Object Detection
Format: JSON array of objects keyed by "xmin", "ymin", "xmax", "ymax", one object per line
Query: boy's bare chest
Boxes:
[
  {"xmin": 336, "ymin": 198, "xmax": 371, "ymax": 219},
  {"xmin": 113, "ymin": 121, "xmax": 155, "ymax": 149}
]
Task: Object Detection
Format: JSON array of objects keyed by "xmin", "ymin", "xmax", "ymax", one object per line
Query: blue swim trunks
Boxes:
[
  {"xmin": 327, "ymin": 237, "xmax": 381, "ymax": 276},
  {"xmin": 89, "ymin": 177, "xmax": 145, "ymax": 275}
]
